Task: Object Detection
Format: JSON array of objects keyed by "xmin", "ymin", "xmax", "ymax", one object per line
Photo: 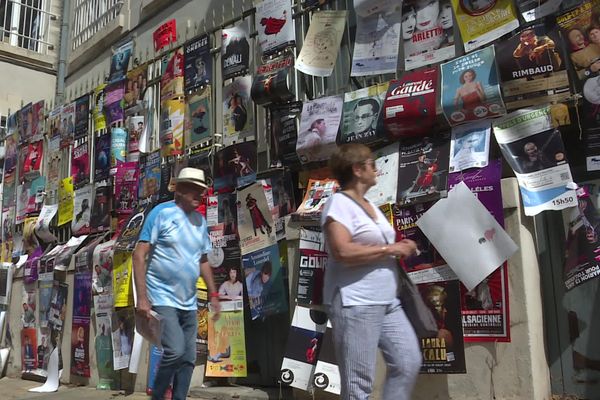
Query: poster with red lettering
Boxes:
[{"xmin": 383, "ymin": 67, "xmax": 438, "ymax": 140}]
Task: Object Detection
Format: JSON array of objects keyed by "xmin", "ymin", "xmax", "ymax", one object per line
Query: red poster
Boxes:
[{"xmin": 153, "ymin": 19, "xmax": 177, "ymax": 52}]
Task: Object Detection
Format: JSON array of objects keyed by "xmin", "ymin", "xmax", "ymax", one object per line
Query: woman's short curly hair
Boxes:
[{"xmin": 329, "ymin": 143, "xmax": 372, "ymax": 188}]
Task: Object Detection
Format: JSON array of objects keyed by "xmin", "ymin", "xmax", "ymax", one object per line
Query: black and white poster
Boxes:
[{"xmin": 222, "ymin": 21, "xmax": 251, "ymax": 80}]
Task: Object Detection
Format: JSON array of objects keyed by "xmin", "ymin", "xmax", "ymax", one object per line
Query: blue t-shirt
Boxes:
[{"xmin": 138, "ymin": 201, "xmax": 211, "ymax": 310}]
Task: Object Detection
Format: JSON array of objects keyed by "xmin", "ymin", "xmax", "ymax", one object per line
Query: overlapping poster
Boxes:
[
  {"xmin": 296, "ymin": 10, "xmax": 348, "ymax": 76},
  {"xmin": 402, "ymin": 1, "xmax": 455, "ymax": 71},
  {"xmin": 58, "ymin": 177, "xmax": 74, "ymax": 226},
  {"xmin": 280, "ymin": 306, "xmax": 328, "ymax": 391},
  {"xmin": 493, "ymin": 106, "xmax": 577, "ymax": 216},
  {"xmin": 338, "ymin": 83, "xmax": 388, "ymax": 145},
  {"xmin": 441, "ymin": 46, "xmax": 506, "ymax": 127},
  {"xmin": 160, "ymin": 98, "xmax": 185, "ymax": 157},
  {"xmin": 297, "ymin": 227, "xmax": 327, "ymax": 305},
  {"xmin": 418, "ymin": 280, "xmax": 466, "ymax": 374},
  {"xmin": 92, "ymin": 240, "xmax": 115, "ymax": 295},
  {"xmin": 115, "ymin": 202, "xmax": 152, "ymax": 252},
  {"xmin": 72, "ymin": 141, "xmax": 90, "ymax": 188},
  {"xmin": 364, "ymin": 143, "xmax": 399, "ymax": 206},
  {"xmin": 396, "ymin": 133, "xmax": 450, "ymax": 206},
  {"xmin": 114, "ymin": 162, "xmax": 139, "ymax": 215},
  {"xmin": 448, "ymin": 120, "xmax": 491, "ymax": 173},
  {"xmin": 74, "ymin": 95, "xmax": 89, "ymax": 140},
  {"xmin": 312, "ymin": 322, "xmax": 341, "ymax": 395},
  {"xmin": 221, "ymin": 20, "xmax": 251, "ymax": 80},
  {"xmin": 295, "ymin": 178, "xmax": 340, "ymax": 217},
  {"xmin": 92, "ymin": 84, "xmax": 107, "ymax": 133},
  {"xmin": 104, "ymin": 80, "xmax": 125, "ymax": 126},
  {"xmin": 255, "ymin": 0, "xmax": 295, "ymax": 55},
  {"xmin": 296, "ymin": 96, "xmax": 343, "ymax": 164},
  {"xmin": 111, "ymin": 127, "xmax": 128, "ymax": 169},
  {"xmin": 270, "ymin": 102, "xmax": 302, "ymax": 167},
  {"xmin": 495, "ymin": 25, "xmax": 570, "ymax": 110},
  {"xmin": 113, "ymin": 252, "xmax": 133, "ymax": 307},
  {"xmin": 161, "ymin": 48, "xmax": 184, "ymax": 101},
  {"xmin": 185, "ymin": 86, "xmax": 212, "ymax": 146},
  {"xmin": 223, "ymin": 76, "xmax": 254, "ymax": 146},
  {"xmin": 237, "ymin": 183, "xmax": 276, "ymax": 254},
  {"xmin": 138, "ymin": 151, "xmax": 161, "ymax": 204},
  {"xmin": 70, "ymin": 254, "xmax": 92, "ymax": 377},
  {"xmin": 383, "ymin": 67, "xmax": 438, "ymax": 139},
  {"xmin": 251, "ymin": 56, "xmax": 294, "ymax": 105},
  {"xmin": 111, "ymin": 307, "xmax": 134, "ymax": 370},
  {"xmin": 125, "ymin": 64, "xmax": 147, "ymax": 110},
  {"xmin": 451, "ymin": 0, "xmax": 519, "ymax": 53},
  {"xmin": 90, "ymin": 184, "xmax": 111, "ymax": 233},
  {"xmin": 72, "ymin": 185, "xmax": 92, "ymax": 236},
  {"xmin": 109, "ymin": 40, "xmax": 133, "ymax": 83},
  {"xmin": 205, "ymin": 303, "xmax": 247, "ymax": 377},
  {"xmin": 32, "ymin": 100, "xmax": 45, "ymax": 141},
  {"xmin": 517, "ymin": 0, "xmax": 563, "ymax": 21},
  {"xmin": 93, "ymin": 294, "xmax": 118, "ymax": 389},
  {"xmin": 94, "ymin": 131, "xmax": 111, "ymax": 182},
  {"xmin": 242, "ymin": 244, "xmax": 287, "ymax": 320},
  {"xmin": 184, "ymin": 34, "xmax": 212, "ymax": 91}
]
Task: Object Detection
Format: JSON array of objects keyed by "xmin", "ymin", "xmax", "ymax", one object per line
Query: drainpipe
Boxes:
[{"xmin": 55, "ymin": 0, "xmax": 71, "ymax": 105}]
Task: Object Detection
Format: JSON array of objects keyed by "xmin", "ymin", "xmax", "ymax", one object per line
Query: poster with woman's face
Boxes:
[
  {"xmin": 222, "ymin": 76, "xmax": 254, "ymax": 146},
  {"xmin": 296, "ymin": 95, "xmax": 343, "ymax": 164},
  {"xmin": 440, "ymin": 45, "xmax": 506, "ymax": 126},
  {"xmin": 402, "ymin": 0, "xmax": 455, "ymax": 71}
]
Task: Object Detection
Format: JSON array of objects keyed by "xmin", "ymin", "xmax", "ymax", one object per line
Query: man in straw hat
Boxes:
[{"xmin": 133, "ymin": 167, "xmax": 220, "ymax": 400}]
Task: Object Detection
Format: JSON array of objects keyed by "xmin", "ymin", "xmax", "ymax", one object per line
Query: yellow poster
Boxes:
[
  {"xmin": 0, "ymin": 241, "xmax": 12, "ymax": 263},
  {"xmin": 451, "ymin": 0, "xmax": 519, "ymax": 52},
  {"xmin": 159, "ymin": 98, "xmax": 185, "ymax": 157},
  {"xmin": 58, "ymin": 177, "xmax": 74, "ymax": 226},
  {"xmin": 93, "ymin": 83, "xmax": 107, "ymax": 132},
  {"xmin": 113, "ymin": 251, "xmax": 133, "ymax": 307},
  {"xmin": 206, "ymin": 307, "xmax": 247, "ymax": 377}
]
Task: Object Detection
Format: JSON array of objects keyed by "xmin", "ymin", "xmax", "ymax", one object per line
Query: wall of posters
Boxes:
[
  {"xmin": 255, "ymin": 0, "xmax": 295, "ymax": 55},
  {"xmin": 338, "ymin": 83, "xmax": 388, "ymax": 145},
  {"xmin": 296, "ymin": 10, "xmax": 348, "ymax": 77},
  {"xmin": 297, "ymin": 227, "xmax": 327, "ymax": 305},
  {"xmin": 237, "ymin": 183, "xmax": 276, "ymax": 254},
  {"xmin": 221, "ymin": 20, "xmax": 251, "ymax": 80},
  {"xmin": 251, "ymin": 57, "xmax": 294, "ymax": 105},
  {"xmin": 351, "ymin": 3, "xmax": 401, "ymax": 76},
  {"xmin": 451, "ymin": 0, "xmax": 519, "ymax": 53},
  {"xmin": 185, "ymin": 86, "xmax": 212, "ymax": 146},
  {"xmin": 402, "ymin": 1, "xmax": 455, "ymax": 71},
  {"xmin": 493, "ymin": 106, "xmax": 577, "ymax": 216},
  {"xmin": 441, "ymin": 46, "xmax": 506, "ymax": 127},
  {"xmin": 184, "ymin": 34, "xmax": 212, "ymax": 91},
  {"xmin": 448, "ymin": 120, "xmax": 491, "ymax": 173},
  {"xmin": 296, "ymin": 95, "xmax": 343, "ymax": 164},
  {"xmin": 222, "ymin": 76, "xmax": 254, "ymax": 146}
]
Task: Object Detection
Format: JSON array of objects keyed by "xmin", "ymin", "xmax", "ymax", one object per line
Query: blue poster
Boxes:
[
  {"xmin": 94, "ymin": 132, "xmax": 111, "ymax": 182},
  {"xmin": 111, "ymin": 127, "xmax": 128, "ymax": 168},
  {"xmin": 184, "ymin": 34, "xmax": 212, "ymax": 92},
  {"xmin": 440, "ymin": 46, "xmax": 506, "ymax": 127}
]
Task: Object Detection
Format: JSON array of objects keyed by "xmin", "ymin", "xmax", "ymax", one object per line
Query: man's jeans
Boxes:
[{"xmin": 152, "ymin": 306, "xmax": 197, "ymax": 400}]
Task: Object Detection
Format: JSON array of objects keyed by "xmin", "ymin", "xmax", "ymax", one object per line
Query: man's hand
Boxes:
[
  {"xmin": 136, "ymin": 296, "xmax": 153, "ymax": 320},
  {"xmin": 210, "ymin": 296, "xmax": 221, "ymax": 321}
]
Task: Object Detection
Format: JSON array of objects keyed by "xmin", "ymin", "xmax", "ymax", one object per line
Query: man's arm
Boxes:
[
  {"xmin": 133, "ymin": 242, "xmax": 152, "ymax": 319},
  {"xmin": 200, "ymin": 254, "xmax": 221, "ymax": 319}
]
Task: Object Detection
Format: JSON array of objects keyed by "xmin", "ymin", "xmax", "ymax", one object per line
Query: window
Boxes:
[
  {"xmin": 0, "ymin": 0, "xmax": 53, "ymax": 54},
  {"xmin": 71, "ymin": 0, "xmax": 124, "ymax": 51}
]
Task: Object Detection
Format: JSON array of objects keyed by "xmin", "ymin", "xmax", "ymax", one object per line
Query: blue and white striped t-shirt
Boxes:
[{"xmin": 138, "ymin": 201, "xmax": 211, "ymax": 310}]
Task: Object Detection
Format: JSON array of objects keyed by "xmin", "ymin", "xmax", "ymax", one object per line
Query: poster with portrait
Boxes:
[
  {"xmin": 297, "ymin": 227, "xmax": 327, "ymax": 305},
  {"xmin": 138, "ymin": 150, "xmax": 161, "ymax": 203},
  {"xmin": 251, "ymin": 56, "xmax": 294, "ymax": 105},
  {"xmin": 58, "ymin": 177, "xmax": 74, "ymax": 226},
  {"xmin": 185, "ymin": 86, "xmax": 212, "ymax": 146},
  {"xmin": 74, "ymin": 95, "xmax": 89, "ymax": 140},
  {"xmin": 448, "ymin": 120, "xmax": 491, "ymax": 172},
  {"xmin": 103, "ymin": 81, "xmax": 125, "ymax": 126},
  {"xmin": 296, "ymin": 10, "xmax": 347, "ymax": 77},
  {"xmin": 221, "ymin": 20, "xmax": 252, "ymax": 80},
  {"xmin": 402, "ymin": 1, "xmax": 455, "ymax": 71},
  {"xmin": 71, "ymin": 141, "xmax": 90, "ymax": 188},
  {"xmin": 184, "ymin": 34, "xmax": 212, "ymax": 91},
  {"xmin": 128, "ymin": 115, "xmax": 143, "ymax": 156},
  {"xmin": 90, "ymin": 184, "xmax": 112, "ymax": 233},
  {"xmin": 93, "ymin": 294, "xmax": 117, "ymax": 389},
  {"xmin": 255, "ymin": 0, "xmax": 295, "ymax": 55},
  {"xmin": 160, "ymin": 98, "xmax": 185, "ymax": 157},
  {"xmin": 242, "ymin": 244, "xmax": 287, "ymax": 320},
  {"xmin": 270, "ymin": 102, "xmax": 302, "ymax": 167},
  {"xmin": 22, "ymin": 140, "xmax": 43, "ymax": 179},
  {"xmin": 71, "ymin": 185, "xmax": 92, "ymax": 236},
  {"xmin": 111, "ymin": 307, "xmax": 134, "ymax": 370},
  {"xmin": 451, "ymin": 0, "xmax": 519, "ymax": 53},
  {"xmin": 222, "ymin": 76, "xmax": 254, "ymax": 146},
  {"xmin": 161, "ymin": 48, "xmax": 184, "ymax": 101},
  {"xmin": 109, "ymin": 40, "xmax": 133, "ymax": 83},
  {"xmin": 213, "ymin": 141, "xmax": 257, "ymax": 193},
  {"xmin": 280, "ymin": 306, "xmax": 328, "ymax": 391},
  {"xmin": 495, "ymin": 24, "xmax": 570, "ymax": 110},
  {"xmin": 125, "ymin": 64, "xmax": 147, "ymax": 110},
  {"xmin": 237, "ymin": 183, "xmax": 276, "ymax": 255},
  {"xmin": 351, "ymin": 2, "xmax": 401, "ymax": 76},
  {"xmin": 92, "ymin": 240, "xmax": 115, "ymax": 295},
  {"xmin": 296, "ymin": 96, "xmax": 343, "ymax": 164},
  {"xmin": 21, "ymin": 285, "xmax": 36, "ymax": 328},
  {"xmin": 312, "ymin": 322, "xmax": 341, "ymax": 395},
  {"xmin": 418, "ymin": 280, "xmax": 466, "ymax": 374},
  {"xmin": 396, "ymin": 133, "xmax": 450, "ymax": 206},
  {"xmin": 31, "ymin": 100, "xmax": 45, "ymax": 141},
  {"xmin": 493, "ymin": 106, "xmax": 577, "ymax": 216},
  {"xmin": 207, "ymin": 224, "xmax": 243, "ymax": 304},
  {"xmin": 61, "ymin": 101, "xmax": 76, "ymax": 148},
  {"xmin": 94, "ymin": 132, "xmax": 111, "ymax": 182},
  {"xmin": 205, "ymin": 305, "xmax": 247, "ymax": 377},
  {"xmin": 441, "ymin": 46, "xmax": 506, "ymax": 126},
  {"xmin": 114, "ymin": 162, "xmax": 139, "ymax": 215},
  {"xmin": 34, "ymin": 204, "xmax": 58, "ymax": 243},
  {"xmin": 383, "ymin": 67, "xmax": 438, "ymax": 140},
  {"xmin": 365, "ymin": 142, "xmax": 399, "ymax": 206},
  {"xmin": 48, "ymin": 281, "xmax": 68, "ymax": 331},
  {"xmin": 338, "ymin": 83, "xmax": 388, "ymax": 145}
]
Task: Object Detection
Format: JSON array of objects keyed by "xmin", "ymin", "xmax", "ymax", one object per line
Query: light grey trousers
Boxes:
[{"xmin": 328, "ymin": 291, "xmax": 422, "ymax": 400}]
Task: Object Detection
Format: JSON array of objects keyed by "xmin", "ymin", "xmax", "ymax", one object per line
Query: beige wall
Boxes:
[{"xmin": 0, "ymin": 61, "xmax": 56, "ymax": 117}]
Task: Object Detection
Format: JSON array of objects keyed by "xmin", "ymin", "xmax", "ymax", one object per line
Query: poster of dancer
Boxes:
[
  {"xmin": 184, "ymin": 34, "xmax": 212, "ymax": 91},
  {"xmin": 237, "ymin": 183, "xmax": 276, "ymax": 255},
  {"xmin": 255, "ymin": 0, "xmax": 295, "ymax": 55},
  {"xmin": 185, "ymin": 86, "xmax": 212, "ymax": 146},
  {"xmin": 338, "ymin": 83, "xmax": 388, "ymax": 145},
  {"xmin": 296, "ymin": 95, "xmax": 343, "ymax": 164},
  {"xmin": 251, "ymin": 56, "xmax": 294, "ymax": 105},
  {"xmin": 221, "ymin": 20, "xmax": 252, "ymax": 80},
  {"xmin": 440, "ymin": 46, "xmax": 506, "ymax": 126},
  {"xmin": 222, "ymin": 76, "xmax": 254, "ymax": 146},
  {"xmin": 213, "ymin": 141, "xmax": 257, "ymax": 193}
]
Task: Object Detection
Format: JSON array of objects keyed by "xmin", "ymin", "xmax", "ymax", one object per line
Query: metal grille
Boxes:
[
  {"xmin": 0, "ymin": 0, "xmax": 54, "ymax": 54},
  {"xmin": 71, "ymin": 0, "xmax": 123, "ymax": 51}
]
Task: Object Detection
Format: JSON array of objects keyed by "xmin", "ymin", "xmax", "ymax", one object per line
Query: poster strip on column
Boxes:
[
  {"xmin": 419, "ymin": 280, "xmax": 466, "ymax": 374},
  {"xmin": 296, "ymin": 95, "xmax": 343, "ymax": 164},
  {"xmin": 93, "ymin": 294, "xmax": 118, "ymax": 389},
  {"xmin": 184, "ymin": 34, "xmax": 212, "ymax": 91},
  {"xmin": 402, "ymin": 1, "xmax": 455, "ymax": 71},
  {"xmin": 242, "ymin": 244, "xmax": 288, "ymax": 320},
  {"xmin": 213, "ymin": 141, "xmax": 257, "ymax": 193},
  {"xmin": 222, "ymin": 76, "xmax": 254, "ymax": 146},
  {"xmin": 295, "ymin": 10, "xmax": 348, "ymax": 77},
  {"xmin": 255, "ymin": 0, "xmax": 295, "ymax": 55},
  {"xmin": 221, "ymin": 20, "xmax": 252, "ymax": 80},
  {"xmin": 448, "ymin": 120, "xmax": 491, "ymax": 173},
  {"xmin": 206, "ymin": 301, "xmax": 247, "ymax": 377},
  {"xmin": 297, "ymin": 227, "xmax": 327, "ymax": 305},
  {"xmin": 495, "ymin": 24, "xmax": 570, "ymax": 111},
  {"xmin": 365, "ymin": 142, "xmax": 399, "ymax": 206},
  {"xmin": 338, "ymin": 83, "xmax": 388, "ymax": 145},
  {"xmin": 440, "ymin": 46, "xmax": 506, "ymax": 127},
  {"xmin": 451, "ymin": 0, "xmax": 519, "ymax": 53},
  {"xmin": 493, "ymin": 105, "xmax": 577, "ymax": 216},
  {"xmin": 280, "ymin": 306, "xmax": 328, "ymax": 391},
  {"xmin": 383, "ymin": 67, "xmax": 438, "ymax": 140},
  {"xmin": 251, "ymin": 56, "xmax": 294, "ymax": 105},
  {"xmin": 270, "ymin": 101, "xmax": 302, "ymax": 167},
  {"xmin": 312, "ymin": 321, "xmax": 341, "ymax": 395},
  {"xmin": 351, "ymin": 2, "xmax": 402, "ymax": 76},
  {"xmin": 237, "ymin": 183, "xmax": 276, "ymax": 255},
  {"xmin": 396, "ymin": 133, "xmax": 450, "ymax": 206}
]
